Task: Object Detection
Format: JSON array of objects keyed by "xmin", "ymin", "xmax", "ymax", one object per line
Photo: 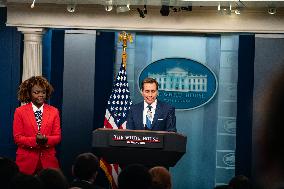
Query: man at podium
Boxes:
[
  {"xmin": 93, "ymin": 76, "xmax": 186, "ymax": 167},
  {"xmin": 126, "ymin": 78, "xmax": 176, "ymax": 132}
]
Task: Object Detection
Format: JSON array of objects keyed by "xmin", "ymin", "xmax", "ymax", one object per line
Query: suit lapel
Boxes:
[
  {"xmin": 151, "ymin": 101, "xmax": 161, "ymax": 129},
  {"xmin": 138, "ymin": 102, "xmax": 144, "ymax": 129},
  {"xmin": 26, "ymin": 103, "xmax": 38, "ymax": 133},
  {"xmin": 40, "ymin": 104, "xmax": 50, "ymax": 133}
]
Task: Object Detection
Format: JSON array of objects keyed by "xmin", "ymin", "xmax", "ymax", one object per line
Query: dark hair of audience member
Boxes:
[
  {"xmin": 0, "ymin": 157, "xmax": 19, "ymax": 189},
  {"xmin": 73, "ymin": 152, "xmax": 99, "ymax": 181},
  {"xmin": 149, "ymin": 166, "xmax": 172, "ymax": 189},
  {"xmin": 11, "ymin": 173, "xmax": 42, "ymax": 189},
  {"xmin": 37, "ymin": 168, "xmax": 69, "ymax": 189},
  {"xmin": 118, "ymin": 164, "xmax": 152, "ymax": 189},
  {"xmin": 228, "ymin": 175, "xmax": 251, "ymax": 189}
]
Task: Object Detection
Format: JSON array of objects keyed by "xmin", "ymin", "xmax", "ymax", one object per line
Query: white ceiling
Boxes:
[{"xmin": 5, "ymin": 0, "xmax": 284, "ymax": 8}]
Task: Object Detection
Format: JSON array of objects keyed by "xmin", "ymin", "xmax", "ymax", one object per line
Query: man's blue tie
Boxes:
[
  {"xmin": 34, "ymin": 110, "xmax": 42, "ymax": 131},
  {"xmin": 146, "ymin": 105, "xmax": 152, "ymax": 129}
]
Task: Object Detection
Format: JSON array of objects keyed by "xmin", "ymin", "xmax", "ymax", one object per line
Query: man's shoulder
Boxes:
[
  {"xmin": 157, "ymin": 100, "xmax": 174, "ymax": 109},
  {"xmin": 130, "ymin": 101, "xmax": 143, "ymax": 108}
]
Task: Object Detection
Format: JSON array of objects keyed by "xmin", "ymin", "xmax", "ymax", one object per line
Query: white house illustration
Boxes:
[{"xmin": 148, "ymin": 67, "xmax": 207, "ymax": 92}]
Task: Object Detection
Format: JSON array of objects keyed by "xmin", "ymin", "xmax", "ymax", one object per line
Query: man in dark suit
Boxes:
[{"xmin": 126, "ymin": 78, "xmax": 176, "ymax": 132}]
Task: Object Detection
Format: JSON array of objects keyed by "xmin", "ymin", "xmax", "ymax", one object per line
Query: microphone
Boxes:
[{"xmin": 31, "ymin": 0, "xmax": 36, "ymax": 8}]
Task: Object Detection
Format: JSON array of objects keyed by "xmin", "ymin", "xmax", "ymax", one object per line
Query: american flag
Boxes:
[{"xmin": 100, "ymin": 61, "xmax": 132, "ymax": 189}]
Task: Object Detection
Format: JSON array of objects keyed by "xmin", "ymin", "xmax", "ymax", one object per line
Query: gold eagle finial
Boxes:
[{"xmin": 118, "ymin": 31, "xmax": 133, "ymax": 68}]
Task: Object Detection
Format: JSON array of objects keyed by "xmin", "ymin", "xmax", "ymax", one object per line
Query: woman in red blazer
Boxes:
[{"xmin": 13, "ymin": 76, "xmax": 61, "ymax": 175}]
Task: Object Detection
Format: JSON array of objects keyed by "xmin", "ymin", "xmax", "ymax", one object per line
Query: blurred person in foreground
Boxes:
[
  {"xmin": 149, "ymin": 166, "xmax": 172, "ymax": 189},
  {"xmin": 256, "ymin": 67, "xmax": 284, "ymax": 189},
  {"xmin": 0, "ymin": 157, "xmax": 19, "ymax": 188},
  {"xmin": 118, "ymin": 164, "xmax": 152, "ymax": 189},
  {"xmin": 38, "ymin": 168, "xmax": 69, "ymax": 189}
]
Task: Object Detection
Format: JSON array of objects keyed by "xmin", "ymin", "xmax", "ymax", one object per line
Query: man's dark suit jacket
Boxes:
[{"xmin": 126, "ymin": 100, "xmax": 176, "ymax": 132}]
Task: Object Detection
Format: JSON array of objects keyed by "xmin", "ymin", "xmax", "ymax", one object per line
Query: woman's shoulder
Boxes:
[
  {"xmin": 15, "ymin": 102, "xmax": 32, "ymax": 111},
  {"xmin": 44, "ymin": 104, "xmax": 59, "ymax": 112}
]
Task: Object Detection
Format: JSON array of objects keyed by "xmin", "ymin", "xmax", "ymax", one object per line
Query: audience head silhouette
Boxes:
[
  {"xmin": 38, "ymin": 168, "xmax": 69, "ymax": 189},
  {"xmin": 0, "ymin": 157, "xmax": 19, "ymax": 189},
  {"xmin": 72, "ymin": 152, "xmax": 99, "ymax": 182},
  {"xmin": 11, "ymin": 173, "xmax": 42, "ymax": 189},
  {"xmin": 118, "ymin": 164, "xmax": 152, "ymax": 189},
  {"xmin": 228, "ymin": 175, "xmax": 251, "ymax": 189},
  {"xmin": 149, "ymin": 166, "xmax": 172, "ymax": 189}
]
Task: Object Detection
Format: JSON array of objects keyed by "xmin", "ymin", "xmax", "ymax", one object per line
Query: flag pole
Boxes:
[
  {"xmin": 106, "ymin": 31, "xmax": 133, "ymax": 126},
  {"xmin": 101, "ymin": 31, "xmax": 133, "ymax": 189}
]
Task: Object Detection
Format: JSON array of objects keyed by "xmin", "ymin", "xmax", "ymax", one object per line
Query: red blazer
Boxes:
[{"xmin": 13, "ymin": 103, "xmax": 61, "ymax": 174}]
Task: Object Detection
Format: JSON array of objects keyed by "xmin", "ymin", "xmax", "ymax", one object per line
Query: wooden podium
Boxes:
[{"xmin": 92, "ymin": 128, "xmax": 187, "ymax": 167}]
